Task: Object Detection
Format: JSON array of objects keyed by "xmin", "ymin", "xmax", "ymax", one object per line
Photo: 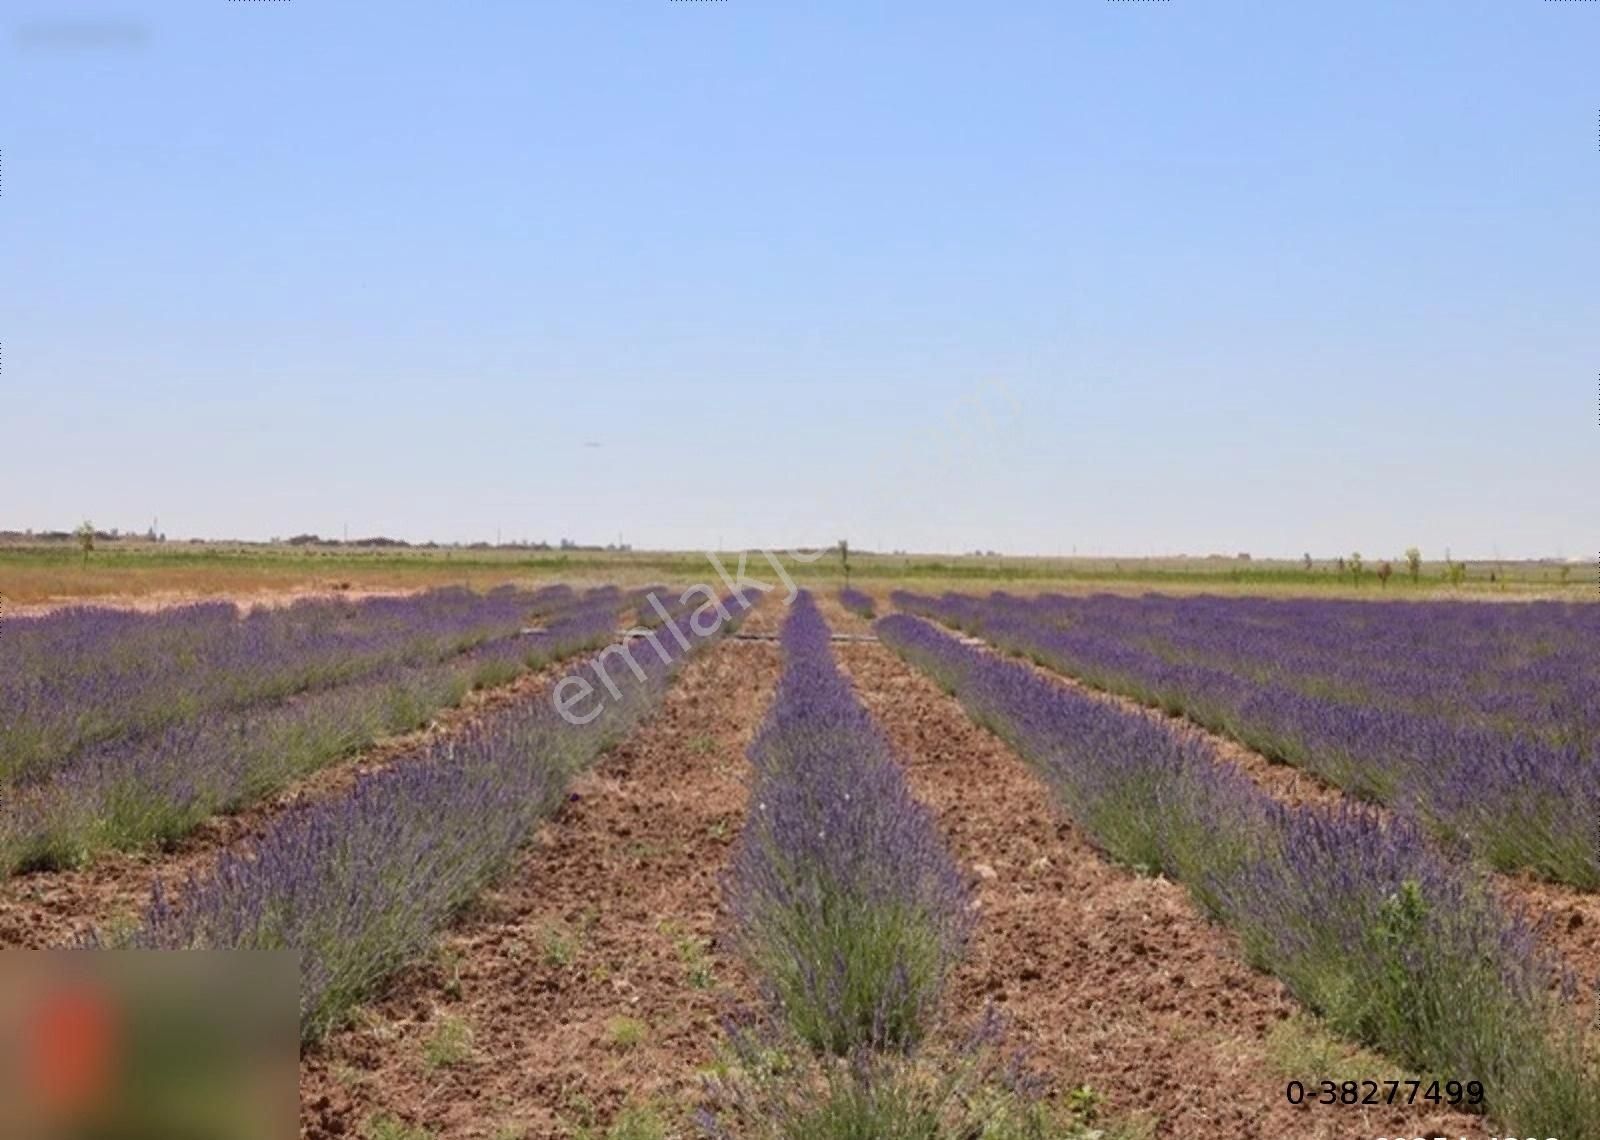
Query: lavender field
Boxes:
[
  {"xmin": 877, "ymin": 607, "xmax": 1597, "ymax": 1135},
  {"xmin": 5, "ymin": 581, "xmax": 1600, "ymax": 1139},
  {"xmin": 894, "ymin": 590, "xmax": 1600, "ymax": 889},
  {"xmin": 0, "ymin": 585, "xmax": 634, "ymax": 874}
]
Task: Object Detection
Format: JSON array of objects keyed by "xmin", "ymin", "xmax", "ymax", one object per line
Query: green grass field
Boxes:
[{"xmin": 0, "ymin": 539, "xmax": 1585, "ymax": 607}]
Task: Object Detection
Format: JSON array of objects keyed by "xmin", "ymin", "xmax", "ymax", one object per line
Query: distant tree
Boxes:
[
  {"xmin": 1377, "ymin": 560, "xmax": 1393, "ymax": 588},
  {"xmin": 1336, "ymin": 556, "xmax": 1346, "ymax": 574},
  {"xmin": 1447, "ymin": 561, "xmax": 1467, "ymax": 588},
  {"xmin": 76, "ymin": 520, "xmax": 95, "ymax": 566},
  {"xmin": 839, "ymin": 538, "xmax": 852, "ymax": 587},
  {"xmin": 1404, "ymin": 547, "xmax": 1421, "ymax": 583},
  {"xmin": 1560, "ymin": 564, "xmax": 1572, "ymax": 585},
  {"xmin": 1349, "ymin": 552, "xmax": 1364, "ymax": 586},
  {"xmin": 1302, "ymin": 552, "xmax": 1313, "ymax": 572}
]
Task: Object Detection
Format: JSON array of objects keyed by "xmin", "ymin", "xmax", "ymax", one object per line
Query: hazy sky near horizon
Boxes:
[{"xmin": 2, "ymin": 1, "xmax": 1595, "ymax": 559}]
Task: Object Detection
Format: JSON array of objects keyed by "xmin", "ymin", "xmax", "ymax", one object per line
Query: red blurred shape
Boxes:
[{"xmin": 25, "ymin": 983, "xmax": 119, "ymax": 1112}]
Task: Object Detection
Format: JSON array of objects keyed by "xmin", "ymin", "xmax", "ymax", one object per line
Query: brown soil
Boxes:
[
  {"xmin": 837, "ymin": 640, "xmax": 1482, "ymax": 1139},
  {"xmin": 299, "ymin": 615, "xmax": 781, "ymax": 1140},
  {"xmin": 813, "ymin": 590, "xmax": 877, "ymax": 638},
  {"xmin": 0, "ymin": 655, "xmax": 605, "ymax": 949}
]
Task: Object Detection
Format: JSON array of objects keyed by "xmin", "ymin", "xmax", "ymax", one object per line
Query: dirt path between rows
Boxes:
[
  {"xmin": 301, "ymin": 607, "xmax": 782, "ymax": 1140},
  {"xmin": 0, "ymin": 653, "xmax": 606, "ymax": 950},
  {"xmin": 836, "ymin": 638, "xmax": 1482, "ymax": 1138}
]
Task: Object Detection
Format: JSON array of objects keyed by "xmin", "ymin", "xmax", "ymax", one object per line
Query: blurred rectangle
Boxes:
[{"xmin": 0, "ymin": 951, "xmax": 297, "ymax": 1140}]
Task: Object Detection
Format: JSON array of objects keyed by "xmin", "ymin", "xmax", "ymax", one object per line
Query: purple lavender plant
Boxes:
[
  {"xmin": 837, "ymin": 588, "xmax": 875, "ymax": 620},
  {"xmin": 729, "ymin": 593, "xmax": 969, "ymax": 1055}
]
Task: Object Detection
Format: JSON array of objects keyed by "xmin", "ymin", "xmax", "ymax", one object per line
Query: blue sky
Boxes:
[{"xmin": 2, "ymin": 0, "xmax": 1595, "ymax": 558}]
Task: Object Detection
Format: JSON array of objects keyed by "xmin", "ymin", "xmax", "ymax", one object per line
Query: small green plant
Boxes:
[
  {"xmin": 1348, "ymin": 551, "xmax": 1363, "ymax": 586},
  {"xmin": 1265, "ymin": 1013, "xmax": 1394, "ymax": 1086},
  {"xmin": 607, "ymin": 1015, "xmax": 648, "ymax": 1050},
  {"xmin": 330, "ymin": 1061, "xmax": 368, "ymax": 1090},
  {"xmin": 603, "ymin": 1106, "xmax": 668, "ymax": 1140},
  {"xmin": 1063, "ymin": 1085, "xmax": 1102, "ymax": 1124},
  {"xmin": 437, "ymin": 944, "xmax": 465, "ymax": 1000},
  {"xmin": 690, "ymin": 734, "xmax": 717, "ymax": 755},
  {"xmin": 675, "ymin": 934, "xmax": 716, "ymax": 989},
  {"xmin": 424, "ymin": 1014, "xmax": 473, "ymax": 1068},
  {"xmin": 365, "ymin": 1115, "xmax": 433, "ymax": 1140},
  {"xmin": 540, "ymin": 925, "xmax": 578, "ymax": 968},
  {"xmin": 625, "ymin": 840, "xmax": 664, "ymax": 863},
  {"xmin": 559, "ymin": 1090, "xmax": 600, "ymax": 1133}
]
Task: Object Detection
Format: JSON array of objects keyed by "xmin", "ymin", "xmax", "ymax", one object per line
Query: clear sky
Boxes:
[{"xmin": 2, "ymin": 0, "xmax": 1595, "ymax": 559}]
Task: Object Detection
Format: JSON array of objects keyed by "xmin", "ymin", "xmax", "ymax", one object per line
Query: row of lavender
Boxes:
[
  {"xmin": 896, "ymin": 590, "xmax": 1600, "ymax": 889},
  {"xmin": 837, "ymin": 587, "xmax": 875, "ymax": 619},
  {"xmin": 0, "ymin": 587, "xmax": 628, "ymax": 875},
  {"xmin": 729, "ymin": 591, "xmax": 967, "ymax": 1052},
  {"xmin": 1017, "ymin": 592, "xmax": 1600, "ymax": 747},
  {"xmin": 877, "ymin": 613, "xmax": 1598, "ymax": 1135},
  {"xmin": 122, "ymin": 589, "xmax": 752, "ymax": 1042},
  {"xmin": 705, "ymin": 595, "xmax": 1065, "ymax": 1138},
  {"xmin": 0, "ymin": 585, "xmax": 579, "ymax": 784}
]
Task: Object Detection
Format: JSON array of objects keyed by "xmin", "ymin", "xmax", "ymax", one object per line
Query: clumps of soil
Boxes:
[{"xmin": 299, "ymin": 633, "xmax": 782, "ymax": 1140}]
